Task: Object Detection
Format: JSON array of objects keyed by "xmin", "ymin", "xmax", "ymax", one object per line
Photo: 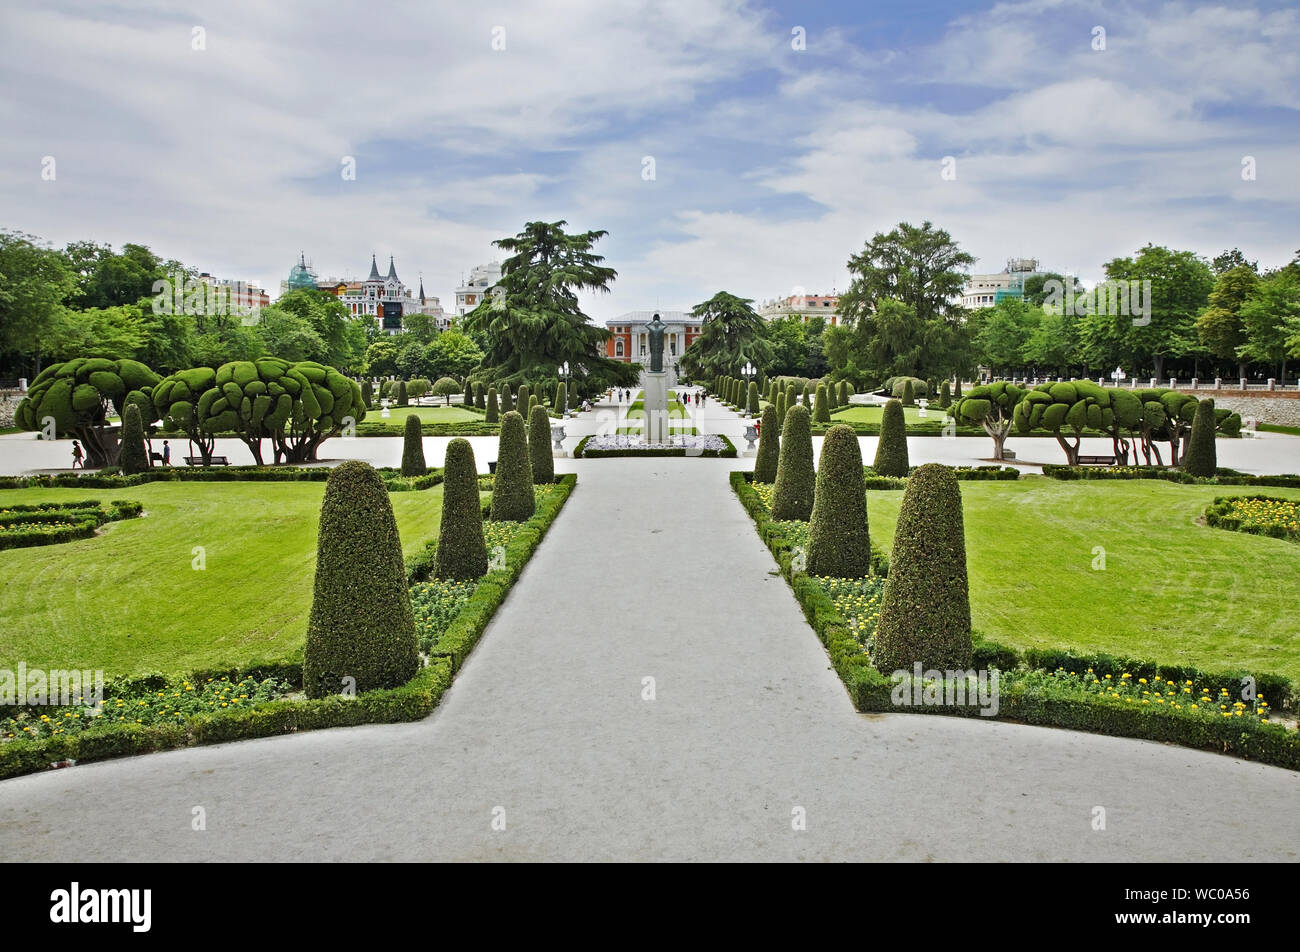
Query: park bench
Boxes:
[
  {"xmin": 184, "ymin": 455, "xmax": 230, "ymax": 466},
  {"xmin": 1077, "ymin": 454, "xmax": 1117, "ymax": 466}
]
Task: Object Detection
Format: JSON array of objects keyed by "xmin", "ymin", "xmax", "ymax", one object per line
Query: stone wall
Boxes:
[
  {"xmin": 0, "ymin": 390, "xmax": 23, "ymax": 428},
  {"xmin": 1199, "ymin": 391, "xmax": 1300, "ymax": 428}
]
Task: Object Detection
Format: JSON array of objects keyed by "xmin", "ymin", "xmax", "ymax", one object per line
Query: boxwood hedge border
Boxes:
[
  {"xmin": 574, "ymin": 434, "xmax": 738, "ymax": 458},
  {"xmin": 1204, "ymin": 494, "xmax": 1300, "ymax": 543},
  {"xmin": 1041, "ymin": 465, "xmax": 1300, "ymax": 488},
  {"xmin": 731, "ymin": 470, "xmax": 1300, "ymax": 770},
  {"xmin": 0, "ymin": 475, "xmax": 577, "ymax": 780}
]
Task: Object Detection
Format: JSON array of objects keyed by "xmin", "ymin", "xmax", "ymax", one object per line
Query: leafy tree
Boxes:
[
  {"xmin": 153, "ymin": 367, "xmax": 218, "ymax": 464},
  {"xmin": 1196, "ymin": 265, "xmax": 1259, "ymax": 380},
  {"xmin": 1014, "ymin": 380, "xmax": 1115, "ymax": 466},
  {"xmin": 422, "ymin": 330, "xmax": 483, "ymax": 380},
  {"xmin": 1239, "ymin": 268, "xmax": 1300, "ymax": 382},
  {"xmin": 680, "ymin": 291, "xmax": 773, "ymax": 380},
  {"xmin": 431, "ymin": 376, "xmax": 461, "ymax": 405},
  {"xmin": 807, "ymin": 425, "xmax": 870, "ymax": 577},
  {"xmin": 16, "ymin": 357, "xmax": 160, "ymax": 466},
  {"xmin": 765, "ymin": 316, "xmax": 808, "ymax": 377},
  {"xmin": 873, "ymin": 465, "xmax": 971, "ymax": 673},
  {"xmin": 951, "ymin": 382, "xmax": 1025, "ymax": 460},
  {"xmin": 304, "ymin": 461, "xmax": 418, "ymax": 698},
  {"xmin": 0, "ymin": 231, "xmax": 77, "ymax": 376},
  {"xmin": 1212, "ymin": 248, "xmax": 1257, "ymax": 276},
  {"xmin": 69, "ymin": 242, "xmax": 164, "ymax": 310},
  {"xmin": 365, "ymin": 340, "xmax": 399, "ymax": 377},
  {"xmin": 434, "ymin": 439, "xmax": 489, "ymax": 580},
  {"xmin": 1021, "ymin": 272, "xmax": 1081, "ymax": 307},
  {"xmin": 970, "ymin": 298, "xmax": 1039, "ymax": 373}
]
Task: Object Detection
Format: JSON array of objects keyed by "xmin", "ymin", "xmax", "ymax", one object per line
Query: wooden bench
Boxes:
[
  {"xmin": 1077, "ymin": 454, "xmax": 1117, "ymax": 466},
  {"xmin": 184, "ymin": 455, "xmax": 230, "ymax": 466}
]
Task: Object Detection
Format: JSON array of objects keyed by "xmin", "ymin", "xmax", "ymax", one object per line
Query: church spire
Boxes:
[
  {"xmin": 418, "ymin": 273, "xmax": 426, "ymax": 305},
  {"xmin": 387, "ymin": 255, "xmax": 399, "ymax": 282},
  {"xmin": 367, "ymin": 254, "xmax": 382, "ymax": 282}
]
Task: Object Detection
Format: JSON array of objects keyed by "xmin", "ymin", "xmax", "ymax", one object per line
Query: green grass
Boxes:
[
  {"xmin": 0, "ymin": 482, "xmax": 444, "ymax": 676},
  {"xmin": 864, "ymin": 478, "xmax": 1300, "ymax": 682},
  {"xmin": 1258, "ymin": 423, "xmax": 1300, "ymax": 436},
  {"xmin": 369, "ymin": 405, "xmax": 482, "ymax": 423},
  {"xmin": 830, "ymin": 405, "xmax": 941, "ymax": 425}
]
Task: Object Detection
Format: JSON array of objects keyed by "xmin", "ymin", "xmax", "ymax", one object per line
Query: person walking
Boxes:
[
  {"xmin": 162, "ymin": 439, "xmax": 171, "ymax": 466},
  {"xmin": 71, "ymin": 440, "xmax": 84, "ymax": 469}
]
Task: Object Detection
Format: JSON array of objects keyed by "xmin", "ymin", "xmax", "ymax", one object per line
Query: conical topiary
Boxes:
[
  {"xmin": 529, "ymin": 404, "xmax": 554, "ymax": 484},
  {"xmin": 839, "ymin": 380, "xmax": 849, "ymax": 406},
  {"xmin": 517, "ymin": 384, "xmax": 530, "ymax": 413},
  {"xmin": 486, "ymin": 386, "xmax": 499, "ymax": 423},
  {"xmin": 747, "ymin": 381, "xmax": 760, "ymax": 416},
  {"xmin": 872, "ymin": 464, "xmax": 971, "ymax": 673},
  {"xmin": 119, "ymin": 403, "xmax": 150, "ymax": 474},
  {"xmin": 528, "ymin": 394, "xmax": 538, "ymax": 414},
  {"xmin": 397, "ymin": 380, "xmax": 408, "ymax": 407},
  {"xmin": 556, "ymin": 381, "xmax": 567, "ymax": 415},
  {"xmin": 401, "ymin": 413, "xmax": 427, "ymax": 476},
  {"xmin": 361, "ymin": 380, "xmax": 373, "ymax": 408},
  {"xmin": 502, "ymin": 383, "xmax": 514, "ymax": 413},
  {"xmin": 434, "ymin": 438, "xmax": 489, "ymax": 581},
  {"xmin": 939, "ymin": 380, "xmax": 951, "ymax": 409},
  {"xmin": 901, "ymin": 379, "xmax": 914, "ymax": 407},
  {"xmin": 463, "ymin": 378, "xmax": 473, "ymax": 407},
  {"xmin": 491, "ymin": 410, "xmax": 535, "ymax": 521},
  {"xmin": 775, "ymin": 391, "xmax": 787, "ymax": 435},
  {"xmin": 807, "ymin": 424, "xmax": 870, "ymax": 577},
  {"xmin": 826, "ymin": 381, "xmax": 837, "ymax": 410},
  {"xmin": 874, "ymin": 399, "xmax": 909, "ymax": 477},
  {"xmin": 304, "ymin": 461, "xmax": 419, "ymax": 698},
  {"xmin": 1184, "ymin": 397, "xmax": 1217, "ymax": 476},
  {"xmin": 474, "ymin": 381, "xmax": 485, "ymax": 410},
  {"xmin": 954, "ymin": 378, "xmax": 962, "ymax": 399},
  {"xmin": 813, "ymin": 384, "xmax": 830, "ymax": 423},
  {"xmin": 771, "ymin": 403, "xmax": 815, "ymax": 521},
  {"xmin": 803, "ymin": 383, "xmax": 813, "ymax": 409},
  {"xmin": 754, "ymin": 403, "xmax": 780, "ymax": 482}
]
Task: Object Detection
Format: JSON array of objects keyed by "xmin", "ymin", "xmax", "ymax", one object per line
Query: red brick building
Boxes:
[{"xmin": 605, "ymin": 311, "xmax": 701, "ymax": 364}]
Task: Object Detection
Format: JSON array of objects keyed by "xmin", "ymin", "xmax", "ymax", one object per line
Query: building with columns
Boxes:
[
  {"xmin": 757, "ymin": 292, "xmax": 841, "ymax": 324},
  {"xmin": 605, "ymin": 311, "xmax": 700, "ymax": 385}
]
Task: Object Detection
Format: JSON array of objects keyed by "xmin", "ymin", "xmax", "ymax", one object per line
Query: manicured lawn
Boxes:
[
  {"xmin": 0, "ymin": 482, "xmax": 444, "ymax": 676},
  {"xmin": 831, "ymin": 405, "xmax": 939, "ymax": 425},
  {"xmin": 864, "ymin": 478, "xmax": 1300, "ymax": 681},
  {"xmin": 371, "ymin": 405, "xmax": 482, "ymax": 423}
]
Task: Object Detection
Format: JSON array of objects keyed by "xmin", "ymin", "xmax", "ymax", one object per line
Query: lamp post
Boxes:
[{"xmin": 1110, "ymin": 366, "xmax": 1127, "ymax": 388}]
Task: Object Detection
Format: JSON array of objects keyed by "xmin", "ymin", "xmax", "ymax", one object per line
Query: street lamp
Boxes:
[
  {"xmin": 742, "ymin": 361, "xmax": 755, "ymax": 380},
  {"xmin": 1110, "ymin": 366, "xmax": 1127, "ymax": 388}
]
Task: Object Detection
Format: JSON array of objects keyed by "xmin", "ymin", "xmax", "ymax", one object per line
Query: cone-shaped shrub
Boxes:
[
  {"xmin": 807, "ymin": 425, "xmax": 870, "ymax": 577},
  {"xmin": 434, "ymin": 438, "xmax": 489, "ymax": 581},
  {"xmin": 1184, "ymin": 397, "xmax": 1217, "ymax": 476},
  {"xmin": 901, "ymin": 379, "xmax": 914, "ymax": 407},
  {"xmin": 954, "ymin": 378, "xmax": 962, "ymax": 399},
  {"xmin": 119, "ymin": 404, "xmax": 150, "ymax": 474},
  {"xmin": 839, "ymin": 380, "xmax": 849, "ymax": 406},
  {"xmin": 771, "ymin": 403, "xmax": 815, "ymax": 520},
  {"xmin": 746, "ymin": 381, "xmax": 760, "ymax": 416},
  {"xmin": 754, "ymin": 403, "xmax": 780, "ymax": 483},
  {"xmin": 304, "ymin": 461, "xmax": 419, "ymax": 698},
  {"xmin": 813, "ymin": 384, "xmax": 830, "ymax": 423},
  {"xmin": 939, "ymin": 380, "xmax": 951, "ymax": 409},
  {"xmin": 802, "ymin": 383, "xmax": 813, "ymax": 409},
  {"xmin": 874, "ymin": 399, "xmax": 909, "ymax": 477},
  {"xmin": 397, "ymin": 380, "xmax": 408, "ymax": 407},
  {"xmin": 873, "ymin": 464, "xmax": 971, "ymax": 673},
  {"xmin": 361, "ymin": 380, "xmax": 373, "ymax": 407},
  {"xmin": 517, "ymin": 384, "xmax": 530, "ymax": 412},
  {"xmin": 401, "ymin": 414, "xmax": 427, "ymax": 476},
  {"xmin": 767, "ymin": 381, "xmax": 778, "ymax": 405},
  {"xmin": 502, "ymin": 383, "xmax": 514, "ymax": 413},
  {"xmin": 528, "ymin": 394, "xmax": 538, "ymax": 414},
  {"xmin": 491, "ymin": 410, "xmax": 535, "ymax": 521},
  {"xmin": 556, "ymin": 381, "xmax": 567, "ymax": 414},
  {"xmin": 463, "ymin": 378, "xmax": 473, "ymax": 406},
  {"xmin": 826, "ymin": 382, "xmax": 837, "ymax": 410},
  {"xmin": 775, "ymin": 391, "xmax": 787, "ymax": 434},
  {"xmin": 529, "ymin": 404, "xmax": 554, "ymax": 484},
  {"xmin": 474, "ymin": 381, "xmax": 485, "ymax": 409},
  {"xmin": 485, "ymin": 386, "xmax": 499, "ymax": 423}
]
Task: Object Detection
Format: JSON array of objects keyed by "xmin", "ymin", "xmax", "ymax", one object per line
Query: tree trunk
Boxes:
[
  {"xmin": 985, "ymin": 423, "xmax": 1006, "ymax": 460},
  {"xmin": 1153, "ymin": 354, "xmax": 1165, "ymax": 381},
  {"xmin": 1054, "ymin": 432, "xmax": 1080, "ymax": 466}
]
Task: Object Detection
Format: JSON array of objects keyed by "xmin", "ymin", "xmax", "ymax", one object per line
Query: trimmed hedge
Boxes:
[
  {"xmin": 813, "ymin": 384, "xmax": 830, "ymax": 423},
  {"xmin": 1184, "ymin": 397, "xmax": 1217, "ymax": 477},
  {"xmin": 729, "ymin": 470, "xmax": 1300, "ymax": 770},
  {"xmin": 872, "ymin": 464, "xmax": 972, "ymax": 673},
  {"xmin": 401, "ymin": 414, "xmax": 427, "ymax": 476},
  {"xmin": 806, "ymin": 425, "xmax": 870, "ymax": 577},
  {"xmin": 529, "ymin": 404, "xmax": 554, "ymax": 484},
  {"xmin": 873, "ymin": 399, "xmax": 909, "ymax": 477},
  {"xmin": 490, "ymin": 410, "xmax": 535, "ymax": 520},
  {"xmin": 771, "ymin": 404, "xmax": 815, "ymax": 520},
  {"xmin": 0, "ymin": 500, "xmax": 143, "ymax": 550},
  {"xmin": 573, "ymin": 434, "xmax": 738, "ymax": 458},
  {"xmin": 119, "ymin": 404, "xmax": 150, "ymax": 475},
  {"xmin": 901, "ymin": 380, "xmax": 915, "ymax": 406},
  {"xmin": 433, "ymin": 438, "xmax": 489, "ymax": 579},
  {"xmin": 1041, "ymin": 465, "xmax": 1300, "ymax": 487},
  {"xmin": 1205, "ymin": 494, "xmax": 1300, "ymax": 543},
  {"xmin": 486, "ymin": 386, "xmax": 499, "ymax": 423},
  {"xmin": 754, "ymin": 404, "xmax": 780, "ymax": 482},
  {"xmin": 774, "ymin": 391, "xmax": 787, "ymax": 434}
]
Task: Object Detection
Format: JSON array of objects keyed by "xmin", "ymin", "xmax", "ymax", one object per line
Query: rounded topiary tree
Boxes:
[
  {"xmin": 491, "ymin": 410, "xmax": 535, "ymax": 521},
  {"xmin": 747, "ymin": 381, "xmax": 760, "ymax": 416},
  {"xmin": 771, "ymin": 403, "xmax": 815, "ymax": 521},
  {"xmin": 304, "ymin": 461, "xmax": 419, "ymax": 698},
  {"xmin": 485, "ymin": 386, "xmax": 499, "ymax": 423},
  {"xmin": 775, "ymin": 391, "xmax": 787, "ymax": 435},
  {"xmin": 501, "ymin": 382, "xmax": 514, "ymax": 413},
  {"xmin": 939, "ymin": 380, "xmax": 951, "ymax": 409},
  {"xmin": 361, "ymin": 380, "xmax": 373, "ymax": 408},
  {"xmin": 901, "ymin": 379, "xmax": 914, "ymax": 407},
  {"xmin": 434, "ymin": 438, "xmax": 488, "ymax": 580},
  {"xmin": 754, "ymin": 403, "xmax": 780, "ymax": 482},
  {"xmin": 813, "ymin": 384, "xmax": 830, "ymax": 423},
  {"xmin": 807, "ymin": 424, "xmax": 870, "ymax": 577},
  {"xmin": 119, "ymin": 403, "xmax": 150, "ymax": 474},
  {"xmin": 873, "ymin": 399, "xmax": 909, "ymax": 477},
  {"xmin": 517, "ymin": 384, "xmax": 530, "ymax": 413},
  {"xmin": 432, "ymin": 376, "xmax": 460, "ymax": 406},
  {"xmin": 401, "ymin": 413, "xmax": 426, "ymax": 476},
  {"xmin": 872, "ymin": 464, "xmax": 971, "ymax": 674},
  {"xmin": 396, "ymin": 380, "xmax": 408, "ymax": 407},
  {"xmin": 529, "ymin": 404, "xmax": 554, "ymax": 484},
  {"xmin": 1184, "ymin": 397, "xmax": 1217, "ymax": 476}
]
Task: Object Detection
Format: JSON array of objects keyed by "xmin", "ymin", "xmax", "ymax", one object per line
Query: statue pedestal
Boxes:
[{"xmin": 642, "ymin": 371, "xmax": 670, "ymax": 444}]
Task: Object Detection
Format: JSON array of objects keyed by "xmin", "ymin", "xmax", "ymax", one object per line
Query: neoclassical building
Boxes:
[{"xmin": 605, "ymin": 311, "xmax": 700, "ymax": 385}]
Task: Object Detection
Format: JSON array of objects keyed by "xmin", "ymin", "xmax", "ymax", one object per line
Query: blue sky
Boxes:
[{"xmin": 2, "ymin": 0, "xmax": 1298, "ymax": 322}]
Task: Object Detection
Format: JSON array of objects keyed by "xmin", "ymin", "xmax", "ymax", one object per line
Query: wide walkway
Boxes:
[{"xmin": 2, "ymin": 458, "xmax": 1296, "ymax": 860}]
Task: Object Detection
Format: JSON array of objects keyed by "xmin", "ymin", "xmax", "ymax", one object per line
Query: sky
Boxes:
[{"xmin": 2, "ymin": 0, "xmax": 1298, "ymax": 323}]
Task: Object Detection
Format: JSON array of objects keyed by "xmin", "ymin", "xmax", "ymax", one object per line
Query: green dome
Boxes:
[{"xmin": 287, "ymin": 253, "xmax": 316, "ymax": 291}]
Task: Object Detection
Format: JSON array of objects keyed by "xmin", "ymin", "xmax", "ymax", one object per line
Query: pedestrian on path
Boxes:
[
  {"xmin": 162, "ymin": 440, "xmax": 171, "ymax": 466},
  {"xmin": 70, "ymin": 440, "xmax": 84, "ymax": 469}
]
